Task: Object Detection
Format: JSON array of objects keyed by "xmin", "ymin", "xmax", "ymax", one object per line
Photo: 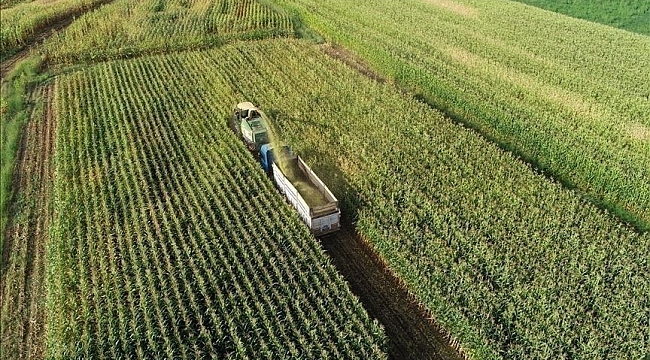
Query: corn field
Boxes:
[
  {"xmin": 49, "ymin": 46, "xmax": 387, "ymax": 358},
  {"xmin": 0, "ymin": 0, "xmax": 104, "ymax": 57},
  {"xmin": 85, "ymin": 39, "xmax": 650, "ymax": 359},
  {"xmin": 43, "ymin": 0, "xmax": 293, "ymax": 63},
  {"xmin": 5, "ymin": 0, "xmax": 648, "ymax": 357},
  {"xmin": 272, "ymin": 0, "xmax": 650, "ymax": 231}
]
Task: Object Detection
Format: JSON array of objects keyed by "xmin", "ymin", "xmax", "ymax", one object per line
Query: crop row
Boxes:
[
  {"xmin": 0, "ymin": 0, "xmax": 104, "ymax": 58},
  {"xmin": 272, "ymin": 0, "xmax": 650, "ymax": 230},
  {"xmin": 153, "ymin": 39, "xmax": 646, "ymax": 359},
  {"xmin": 49, "ymin": 51, "xmax": 386, "ymax": 358},
  {"xmin": 1, "ymin": 83, "xmax": 51, "ymax": 360},
  {"xmin": 43, "ymin": 0, "xmax": 293, "ymax": 64}
]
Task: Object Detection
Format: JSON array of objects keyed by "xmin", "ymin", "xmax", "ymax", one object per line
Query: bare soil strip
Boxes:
[
  {"xmin": 0, "ymin": 50, "xmax": 31, "ymax": 81},
  {"xmin": 0, "ymin": 0, "xmax": 114, "ymax": 80},
  {"xmin": 321, "ymin": 224, "xmax": 465, "ymax": 360},
  {"xmin": 1, "ymin": 84, "xmax": 56, "ymax": 360},
  {"xmin": 320, "ymin": 43, "xmax": 464, "ymax": 360}
]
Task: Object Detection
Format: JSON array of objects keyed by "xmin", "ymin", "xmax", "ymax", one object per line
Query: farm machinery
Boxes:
[
  {"xmin": 229, "ymin": 101, "xmax": 269, "ymax": 151},
  {"xmin": 230, "ymin": 102, "xmax": 341, "ymax": 236}
]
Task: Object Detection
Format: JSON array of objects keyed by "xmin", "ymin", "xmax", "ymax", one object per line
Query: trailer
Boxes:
[{"xmin": 260, "ymin": 144, "xmax": 341, "ymax": 236}]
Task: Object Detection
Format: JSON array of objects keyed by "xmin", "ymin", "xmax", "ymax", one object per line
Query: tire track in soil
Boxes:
[
  {"xmin": 1, "ymin": 84, "xmax": 56, "ymax": 360},
  {"xmin": 320, "ymin": 43, "xmax": 465, "ymax": 360},
  {"xmin": 320, "ymin": 224, "xmax": 464, "ymax": 360}
]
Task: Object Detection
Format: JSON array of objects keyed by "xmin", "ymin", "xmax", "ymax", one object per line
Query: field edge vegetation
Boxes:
[
  {"xmin": 1, "ymin": 56, "xmax": 46, "ymax": 250},
  {"xmin": 513, "ymin": 0, "xmax": 650, "ymax": 36},
  {"xmin": 1, "ymin": 81, "xmax": 54, "ymax": 360}
]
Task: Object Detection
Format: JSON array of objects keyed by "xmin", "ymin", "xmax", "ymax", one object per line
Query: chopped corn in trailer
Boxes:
[{"xmin": 230, "ymin": 102, "xmax": 341, "ymax": 235}]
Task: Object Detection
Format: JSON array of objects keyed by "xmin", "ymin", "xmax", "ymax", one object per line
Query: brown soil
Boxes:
[
  {"xmin": 321, "ymin": 223, "xmax": 465, "ymax": 360},
  {"xmin": 1, "ymin": 84, "xmax": 56, "ymax": 360},
  {"xmin": 321, "ymin": 41, "xmax": 465, "ymax": 360},
  {"xmin": 0, "ymin": 0, "xmax": 114, "ymax": 80},
  {"xmin": 0, "ymin": 50, "xmax": 31, "ymax": 81}
]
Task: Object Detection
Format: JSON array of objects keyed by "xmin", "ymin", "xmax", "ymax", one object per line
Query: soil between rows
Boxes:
[
  {"xmin": 320, "ymin": 224, "xmax": 464, "ymax": 360},
  {"xmin": 1, "ymin": 84, "xmax": 55, "ymax": 360}
]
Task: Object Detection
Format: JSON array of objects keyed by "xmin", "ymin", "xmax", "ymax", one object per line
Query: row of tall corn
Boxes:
[
  {"xmin": 42, "ymin": 0, "xmax": 293, "ymax": 63},
  {"xmin": 170, "ymin": 39, "xmax": 646, "ymax": 360},
  {"xmin": 48, "ymin": 52, "xmax": 387, "ymax": 358},
  {"xmin": 0, "ymin": 0, "xmax": 105, "ymax": 58},
  {"xmin": 271, "ymin": 0, "xmax": 650, "ymax": 232}
]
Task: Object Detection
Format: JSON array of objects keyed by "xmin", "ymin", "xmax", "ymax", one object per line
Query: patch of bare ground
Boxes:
[
  {"xmin": 627, "ymin": 123, "xmax": 650, "ymax": 141},
  {"xmin": 1, "ymin": 83, "xmax": 56, "ymax": 360},
  {"xmin": 421, "ymin": 0, "xmax": 478, "ymax": 18},
  {"xmin": 321, "ymin": 223, "xmax": 465, "ymax": 360}
]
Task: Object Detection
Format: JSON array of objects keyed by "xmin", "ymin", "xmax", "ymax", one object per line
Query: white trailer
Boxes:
[{"xmin": 272, "ymin": 156, "xmax": 341, "ymax": 236}]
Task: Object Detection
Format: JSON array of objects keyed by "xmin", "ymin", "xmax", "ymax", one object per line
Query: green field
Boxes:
[
  {"xmin": 43, "ymin": 0, "xmax": 293, "ymax": 63},
  {"xmin": 46, "ymin": 46, "xmax": 386, "ymax": 358},
  {"xmin": 45, "ymin": 37, "xmax": 648, "ymax": 359},
  {"xmin": 2, "ymin": 0, "xmax": 649, "ymax": 359},
  {"xmin": 0, "ymin": 0, "xmax": 106, "ymax": 59},
  {"xmin": 174, "ymin": 38, "xmax": 643, "ymax": 360},
  {"xmin": 273, "ymin": 0, "xmax": 650, "ymax": 231},
  {"xmin": 514, "ymin": 0, "xmax": 650, "ymax": 35}
]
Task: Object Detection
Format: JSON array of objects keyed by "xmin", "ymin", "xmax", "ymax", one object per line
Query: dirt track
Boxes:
[
  {"xmin": 320, "ymin": 43, "xmax": 464, "ymax": 360},
  {"xmin": 1, "ymin": 84, "xmax": 56, "ymax": 360},
  {"xmin": 1, "ymin": 8, "xmax": 102, "ymax": 357},
  {"xmin": 322, "ymin": 225, "xmax": 464, "ymax": 360}
]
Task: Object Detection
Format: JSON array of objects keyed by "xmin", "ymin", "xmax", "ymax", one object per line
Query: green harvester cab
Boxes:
[{"xmin": 231, "ymin": 102, "xmax": 269, "ymax": 151}]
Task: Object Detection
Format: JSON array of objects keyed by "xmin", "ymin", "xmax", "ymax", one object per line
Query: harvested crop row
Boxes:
[
  {"xmin": 1, "ymin": 84, "xmax": 53, "ymax": 360},
  {"xmin": 48, "ymin": 50, "xmax": 386, "ymax": 358}
]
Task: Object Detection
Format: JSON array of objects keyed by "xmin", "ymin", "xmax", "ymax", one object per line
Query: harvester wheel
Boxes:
[{"xmin": 229, "ymin": 116, "xmax": 240, "ymax": 135}]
